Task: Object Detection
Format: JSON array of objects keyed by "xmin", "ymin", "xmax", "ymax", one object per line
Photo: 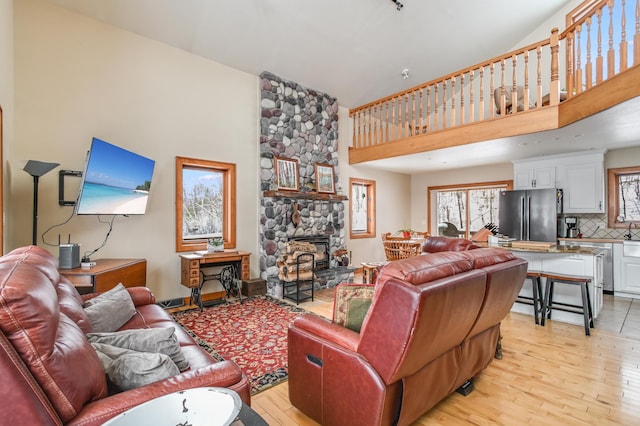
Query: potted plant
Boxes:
[{"xmin": 397, "ymin": 227, "xmax": 413, "ymax": 239}]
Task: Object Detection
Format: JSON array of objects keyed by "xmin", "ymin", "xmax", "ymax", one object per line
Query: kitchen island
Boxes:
[{"xmin": 489, "ymin": 242, "xmax": 605, "ymax": 326}]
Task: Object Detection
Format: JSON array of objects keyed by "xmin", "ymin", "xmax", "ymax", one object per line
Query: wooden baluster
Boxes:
[
  {"xmin": 419, "ymin": 89, "xmax": 424, "ymax": 134},
  {"xmin": 434, "ymin": 84, "xmax": 439, "ymax": 131},
  {"xmin": 380, "ymin": 101, "xmax": 389, "ymax": 143},
  {"xmin": 426, "ymin": 86, "xmax": 431, "ymax": 132},
  {"xmin": 550, "ymin": 27, "xmax": 560, "ymax": 106},
  {"xmin": 402, "ymin": 93, "xmax": 409, "ymax": 138},
  {"xmin": 489, "ymin": 63, "xmax": 495, "ymax": 118},
  {"xmin": 359, "ymin": 109, "xmax": 364, "ymax": 147},
  {"xmin": 469, "ymin": 71, "xmax": 475, "ymax": 123},
  {"xmin": 567, "ymin": 32, "xmax": 575, "ymax": 96},
  {"xmin": 479, "ymin": 67, "xmax": 485, "ymax": 120},
  {"xmin": 372, "ymin": 105, "xmax": 377, "ymax": 145},
  {"xmin": 411, "ymin": 91, "xmax": 416, "ymax": 136},
  {"xmin": 620, "ymin": 0, "xmax": 628, "ymax": 71},
  {"xmin": 511, "ymin": 55, "xmax": 518, "ymax": 113},
  {"xmin": 499, "ymin": 59, "xmax": 506, "ymax": 115},
  {"xmin": 380, "ymin": 101, "xmax": 385, "ymax": 144},
  {"xmin": 353, "ymin": 111, "xmax": 358, "ymax": 148},
  {"xmin": 365, "ymin": 107, "xmax": 371, "ymax": 147},
  {"xmin": 404, "ymin": 94, "xmax": 410, "ymax": 137},
  {"xmin": 635, "ymin": 0, "xmax": 640, "ymax": 65},
  {"xmin": 537, "ymin": 46, "xmax": 542, "ymax": 108},
  {"xmin": 450, "ymin": 76, "xmax": 456, "ymax": 127},
  {"xmin": 377, "ymin": 103, "xmax": 382, "ymax": 144},
  {"xmin": 608, "ymin": 0, "xmax": 616, "ymax": 78},
  {"xmin": 597, "ymin": 7, "xmax": 604, "ymax": 83},
  {"xmin": 442, "ymin": 81, "xmax": 447, "ymax": 129},
  {"xmin": 361, "ymin": 110, "xmax": 366, "ymax": 147},
  {"xmin": 524, "ymin": 50, "xmax": 530, "ymax": 110},
  {"xmin": 396, "ymin": 96, "xmax": 401, "ymax": 140},
  {"xmin": 576, "ymin": 25, "xmax": 583, "ymax": 94},
  {"xmin": 511, "ymin": 55, "xmax": 517, "ymax": 112},
  {"xmin": 375, "ymin": 103, "xmax": 380, "ymax": 144},
  {"xmin": 390, "ymin": 97, "xmax": 395, "ymax": 141},
  {"xmin": 358, "ymin": 110, "xmax": 364, "ymax": 147},
  {"xmin": 586, "ymin": 17, "xmax": 593, "ymax": 89},
  {"xmin": 460, "ymin": 74, "xmax": 466, "ymax": 125}
]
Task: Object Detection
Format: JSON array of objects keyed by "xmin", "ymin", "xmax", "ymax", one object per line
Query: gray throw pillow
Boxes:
[
  {"xmin": 83, "ymin": 283, "xmax": 136, "ymax": 332},
  {"xmin": 91, "ymin": 342, "xmax": 179, "ymax": 391},
  {"xmin": 87, "ymin": 327, "xmax": 189, "ymax": 371}
]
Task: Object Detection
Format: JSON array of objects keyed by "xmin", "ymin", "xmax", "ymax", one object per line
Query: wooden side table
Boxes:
[
  {"xmin": 361, "ymin": 262, "xmax": 386, "ymax": 284},
  {"xmin": 60, "ymin": 258, "xmax": 147, "ymax": 294}
]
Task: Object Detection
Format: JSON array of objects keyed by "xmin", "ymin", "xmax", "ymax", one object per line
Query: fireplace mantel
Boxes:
[{"xmin": 263, "ymin": 190, "xmax": 348, "ymax": 202}]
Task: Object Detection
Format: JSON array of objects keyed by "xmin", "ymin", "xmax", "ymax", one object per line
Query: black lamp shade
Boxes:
[{"xmin": 23, "ymin": 160, "xmax": 59, "ymax": 245}]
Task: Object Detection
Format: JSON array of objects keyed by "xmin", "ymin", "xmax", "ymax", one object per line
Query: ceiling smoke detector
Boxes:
[
  {"xmin": 401, "ymin": 69, "xmax": 409, "ymax": 80},
  {"xmin": 391, "ymin": 0, "xmax": 404, "ymax": 11}
]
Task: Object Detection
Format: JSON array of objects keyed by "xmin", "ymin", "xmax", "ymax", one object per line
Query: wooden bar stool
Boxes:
[
  {"xmin": 541, "ymin": 272, "xmax": 594, "ymax": 336},
  {"xmin": 515, "ymin": 271, "xmax": 543, "ymax": 325}
]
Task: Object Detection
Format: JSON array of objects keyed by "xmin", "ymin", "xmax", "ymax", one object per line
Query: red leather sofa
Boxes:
[
  {"xmin": 0, "ymin": 245, "xmax": 250, "ymax": 425},
  {"xmin": 288, "ymin": 247, "xmax": 527, "ymax": 425}
]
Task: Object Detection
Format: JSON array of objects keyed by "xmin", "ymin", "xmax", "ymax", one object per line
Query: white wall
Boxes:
[
  {"xmin": 0, "ymin": 0, "xmax": 13, "ymax": 252},
  {"xmin": 606, "ymin": 146, "xmax": 640, "ymax": 169},
  {"xmin": 338, "ymin": 107, "xmax": 412, "ymax": 265},
  {"xmin": 12, "ymin": 0, "xmax": 259, "ymax": 300}
]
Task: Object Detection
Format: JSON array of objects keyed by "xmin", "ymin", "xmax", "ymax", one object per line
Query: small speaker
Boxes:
[{"xmin": 59, "ymin": 244, "xmax": 80, "ymax": 269}]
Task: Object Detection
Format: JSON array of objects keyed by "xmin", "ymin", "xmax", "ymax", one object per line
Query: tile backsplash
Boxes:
[{"xmin": 566, "ymin": 213, "xmax": 633, "ymax": 239}]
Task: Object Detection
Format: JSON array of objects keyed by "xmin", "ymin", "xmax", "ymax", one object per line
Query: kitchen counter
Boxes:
[
  {"xmin": 477, "ymin": 241, "xmax": 601, "ymax": 254},
  {"xmin": 558, "ymin": 237, "xmax": 623, "ymax": 244}
]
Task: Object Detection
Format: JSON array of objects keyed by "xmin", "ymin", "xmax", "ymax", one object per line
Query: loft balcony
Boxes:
[{"xmin": 348, "ymin": 0, "xmax": 640, "ymax": 166}]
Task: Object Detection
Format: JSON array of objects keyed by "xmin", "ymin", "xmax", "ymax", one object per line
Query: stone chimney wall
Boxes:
[{"xmin": 259, "ymin": 71, "xmax": 347, "ymax": 296}]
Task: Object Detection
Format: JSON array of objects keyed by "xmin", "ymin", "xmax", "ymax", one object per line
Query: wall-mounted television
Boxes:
[{"xmin": 75, "ymin": 138, "xmax": 156, "ymax": 215}]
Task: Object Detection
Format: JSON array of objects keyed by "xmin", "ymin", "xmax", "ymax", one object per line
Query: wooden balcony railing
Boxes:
[{"xmin": 349, "ymin": 0, "xmax": 640, "ymax": 157}]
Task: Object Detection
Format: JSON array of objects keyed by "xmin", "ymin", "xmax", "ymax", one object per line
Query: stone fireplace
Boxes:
[{"xmin": 259, "ymin": 71, "xmax": 353, "ymax": 297}]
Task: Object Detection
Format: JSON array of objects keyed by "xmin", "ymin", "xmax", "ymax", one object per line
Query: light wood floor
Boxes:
[{"xmin": 251, "ymin": 289, "xmax": 640, "ymax": 425}]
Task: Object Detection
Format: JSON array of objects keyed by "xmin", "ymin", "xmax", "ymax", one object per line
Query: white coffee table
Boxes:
[{"xmin": 103, "ymin": 387, "xmax": 242, "ymax": 426}]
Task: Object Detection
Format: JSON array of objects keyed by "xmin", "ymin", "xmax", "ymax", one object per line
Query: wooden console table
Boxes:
[
  {"xmin": 60, "ymin": 258, "xmax": 147, "ymax": 294},
  {"xmin": 180, "ymin": 250, "xmax": 251, "ymax": 309}
]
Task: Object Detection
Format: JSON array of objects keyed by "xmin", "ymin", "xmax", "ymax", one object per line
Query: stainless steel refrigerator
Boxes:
[{"xmin": 498, "ymin": 188, "xmax": 562, "ymax": 242}]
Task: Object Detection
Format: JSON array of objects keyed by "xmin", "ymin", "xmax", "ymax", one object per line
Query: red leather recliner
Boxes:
[{"xmin": 288, "ymin": 247, "xmax": 527, "ymax": 425}]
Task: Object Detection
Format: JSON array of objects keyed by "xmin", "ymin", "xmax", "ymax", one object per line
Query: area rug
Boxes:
[{"xmin": 172, "ymin": 295, "xmax": 311, "ymax": 395}]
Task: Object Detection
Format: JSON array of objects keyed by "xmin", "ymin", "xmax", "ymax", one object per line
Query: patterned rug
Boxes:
[{"xmin": 172, "ymin": 295, "xmax": 310, "ymax": 395}]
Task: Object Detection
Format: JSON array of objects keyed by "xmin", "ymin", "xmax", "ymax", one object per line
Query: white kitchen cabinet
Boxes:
[
  {"xmin": 513, "ymin": 162, "xmax": 556, "ymax": 190},
  {"xmin": 561, "ymin": 160, "xmax": 606, "ymax": 214},
  {"xmin": 614, "ymin": 242, "xmax": 640, "ymax": 298},
  {"xmin": 513, "ymin": 150, "xmax": 605, "ymax": 213}
]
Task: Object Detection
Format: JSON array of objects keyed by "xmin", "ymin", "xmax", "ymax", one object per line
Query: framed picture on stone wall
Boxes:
[
  {"xmin": 275, "ymin": 157, "xmax": 299, "ymax": 191},
  {"xmin": 315, "ymin": 163, "xmax": 335, "ymax": 194}
]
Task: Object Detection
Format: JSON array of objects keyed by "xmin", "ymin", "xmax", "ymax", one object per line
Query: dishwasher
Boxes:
[{"xmin": 560, "ymin": 241, "xmax": 614, "ymax": 293}]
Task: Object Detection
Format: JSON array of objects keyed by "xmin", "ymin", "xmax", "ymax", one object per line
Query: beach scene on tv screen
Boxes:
[{"xmin": 76, "ymin": 139, "xmax": 155, "ymax": 215}]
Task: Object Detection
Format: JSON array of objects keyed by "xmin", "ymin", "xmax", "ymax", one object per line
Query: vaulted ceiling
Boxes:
[
  {"xmin": 41, "ymin": 0, "xmax": 572, "ymax": 108},
  {"xmin": 37, "ymin": 0, "xmax": 640, "ymax": 173}
]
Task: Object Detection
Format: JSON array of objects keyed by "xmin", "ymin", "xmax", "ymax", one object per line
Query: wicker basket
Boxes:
[{"xmin": 382, "ymin": 239, "xmax": 422, "ymax": 261}]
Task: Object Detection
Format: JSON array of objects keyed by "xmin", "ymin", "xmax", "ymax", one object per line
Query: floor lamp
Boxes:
[{"xmin": 23, "ymin": 160, "xmax": 59, "ymax": 245}]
